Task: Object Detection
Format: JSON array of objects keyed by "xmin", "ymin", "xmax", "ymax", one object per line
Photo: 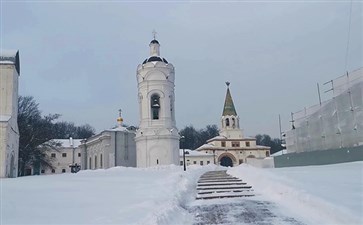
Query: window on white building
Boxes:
[
  {"xmin": 95, "ymin": 156, "xmax": 98, "ymax": 169},
  {"xmin": 41, "ymin": 170, "xmax": 45, "ymax": 174},
  {"xmin": 151, "ymin": 94, "xmax": 160, "ymax": 120},
  {"xmin": 100, "ymin": 154, "xmax": 103, "ymax": 168},
  {"xmin": 51, "ymin": 153, "xmax": 56, "ymax": 158},
  {"xmin": 62, "ymin": 169, "xmax": 66, "ymax": 173},
  {"xmin": 221, "ymin": 141, "xmax": 226, "ymax": 147},
  {"xmin": 89, "ymin": 158, "xmax": 92, "ymax": 169},
  {"xmin": 246, "ymin": 142, "xmax": 250, "ymax": 147},
  {"xmin": 232, "ymin": 141, "xmax": 240, "ymax": 147},
  {"xmin": 193, "ymin": 161, "xmax": 196, "ymax": 164},
  {"xmin": 62, "ymin": 153, "xmax": 67, "ymax": 157},
  {"xmin": 51, "ymin": 169, "xmax": 55, "ymax": 173},
  {"xmin": 78, "ymin": 153, "xmax": 81, "ymax": 157},
  {"xmin": 200, "ymin": 161, "xmax": 203, "ymax": 165},
  {"xmin": 180, "ymin": 161, "xmax": 183, "ymax": 166},
  {"xmin": 207, "ymin": 161, "xmax": 210, "ymax": 164}
]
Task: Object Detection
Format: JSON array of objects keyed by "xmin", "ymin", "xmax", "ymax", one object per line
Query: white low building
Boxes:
[
  {"xmin": 179, "ymin": 149, "xmax": 214, "ymax": 167},
  {"xmin": 79, "ymin": 126, "xmax": 136, "ymax": 170},
  {"xmin": 39, "ymin": 139, "xmax": 82, "ymax": 175}
]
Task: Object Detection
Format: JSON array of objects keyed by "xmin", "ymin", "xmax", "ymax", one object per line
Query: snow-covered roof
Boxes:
[
  {"xmin": 52, "ymin": 139, "xmax": 82, "ymax": 148},
  {"xmin": 0, "ymin": 115, "xmax": 11, "ymax": 122},
  {"xmin": 244, "ymin": 136, "xmax": 256, "ymax": 140},
  {"xmin": 0, "ymin": 50, "xmax": 20, "ymax": 74},
  {"xmin": 206, "ymin": 135, "xmax": 227, "ymax": 142},
  {"xmin": 256, "ymin": 145, "xmax": 271, "ymax": 149},
  {"xmin": 179, "ymin": 149, "xmax": 214, "ymax": 157},
  {"xmin": 271, "ymin": 149, "xmax": 288, "ymax": 156},
  {"xmin": 106, "ymin": 126, "xmax": 129, "ymax": 132},
  {"xmin": 196, "ymin": 143, "xmax": 219, "ymax": 150},
  {"xmin": 0, "ymin": 61, "xmax": 15, "ymax": 65}
]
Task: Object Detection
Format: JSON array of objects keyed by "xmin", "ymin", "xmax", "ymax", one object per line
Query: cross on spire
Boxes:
[
  {"xmin": 118, "ymin": 109, "xmax": 122, "ymax": 117},
  {"xmin": 152, "ymin": 30, "xmax": 157, "ymax": 40}
]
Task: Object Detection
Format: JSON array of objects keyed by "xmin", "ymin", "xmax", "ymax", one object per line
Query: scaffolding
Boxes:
[{"xmin": 285, "ymin": 68, "xmax": 363, "ymax": 153}]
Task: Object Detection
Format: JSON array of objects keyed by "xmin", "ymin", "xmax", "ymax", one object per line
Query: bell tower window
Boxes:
[
  {"xmin": 226, "ymin": 118, "xmax": 230, "ymax": 127},
  {"xmin": 151, "ymin": 94, "xmax": 160, "ymax": 120}
]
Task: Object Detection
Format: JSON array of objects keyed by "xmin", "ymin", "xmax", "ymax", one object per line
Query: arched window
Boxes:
[
  {"xmin": 95, "ymin": 156, "xmax": 98, "ymax": 169},
  {"xmin": 151, "ymin": 94, "xmax": 160, "ymax": 120},
  {"xmin": 226, "ymin": 118, "xmax": 230, "ymax": 127},
  {"xmin": 100, "ymin": 154, "xmax": 103, "ymax": 168},
  {"xmin": 89, "ymin": 157, "xmax": 92, "ymax": 169},
  {"xmin": 232, "ymin": 118, "xmax": 235, "ymax": 128}
]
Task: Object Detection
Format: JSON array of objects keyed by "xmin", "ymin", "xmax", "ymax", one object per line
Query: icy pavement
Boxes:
[
  {"xmin": 196, "ymin": 170, "xmax": 254, "ymax": 200},
  {"xmin": 189, "ymin": 198, "xmax": 305, "ymax": 225}
]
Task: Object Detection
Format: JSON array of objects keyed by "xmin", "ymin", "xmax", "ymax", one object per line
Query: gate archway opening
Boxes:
[{"xmin": 220, "ymin": 156, "xmax": 233, "ymax": 167}]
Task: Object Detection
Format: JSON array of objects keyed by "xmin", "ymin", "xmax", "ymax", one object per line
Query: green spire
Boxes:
[{"xmin": 222, "ymin": 82, "xmax": 237, "ymax": 116}]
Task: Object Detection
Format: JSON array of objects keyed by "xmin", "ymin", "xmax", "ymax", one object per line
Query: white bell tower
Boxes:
[{"xmin": 135, "ymin": 36, "xmax": 179, "ymax": 167}]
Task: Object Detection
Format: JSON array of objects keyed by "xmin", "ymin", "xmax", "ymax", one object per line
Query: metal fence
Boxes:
[{"xmin": 286, "ymin": 68, "xmax": 363, "ymax": 153}]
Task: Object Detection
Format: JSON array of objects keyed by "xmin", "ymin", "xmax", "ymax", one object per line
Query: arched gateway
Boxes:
[
  {"xmin": 220, "ymin": 156, "xmax": 233, "ymax": 167},
  {"xmin": 218, "ymin": 153, "xmax": 236, "ymax": 167}
]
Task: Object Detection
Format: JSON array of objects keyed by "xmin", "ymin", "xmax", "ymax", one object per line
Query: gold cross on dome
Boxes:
[{"xmin": 152, "ymin": 30, "xmax": 157, "ymax": 40}]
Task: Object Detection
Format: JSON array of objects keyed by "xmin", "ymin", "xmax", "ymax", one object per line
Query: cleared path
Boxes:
[
  {"xmin": 189, "ymin": 170, "xmax": 305, "ymax": 225},
  {"xmin": 196, "ymin": 170, "xmax": 254, "ymax": 200}
]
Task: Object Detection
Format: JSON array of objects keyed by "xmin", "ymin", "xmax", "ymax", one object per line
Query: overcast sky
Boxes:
[{"xmin": 1, "ymin": 1, "xmax": 362, "ymax": 137}]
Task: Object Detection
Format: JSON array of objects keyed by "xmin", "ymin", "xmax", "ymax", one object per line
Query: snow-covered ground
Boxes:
[
  {"xmin": 228, "ymin": 161, "xmax": 363, "ymax": 225},
  {"xmin": 1, "ymin": 162, "xmax": 362, "ymax": 225},
  {"xmin": 1, "ymin": 165, "xmax": 213, "ymax": 225}
]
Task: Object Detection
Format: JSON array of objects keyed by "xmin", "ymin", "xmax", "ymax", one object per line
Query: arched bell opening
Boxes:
[{"xmin": 151, "ymin": 94, "xmax": 160, "ymax": 120}]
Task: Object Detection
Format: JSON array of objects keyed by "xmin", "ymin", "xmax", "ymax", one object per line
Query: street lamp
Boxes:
[
  {"xmin": 69, "ymin": 137, "xmax": 80, "ymax": 173},
  {"xmin": 69, "ymin": 137, "xmax": 75, "ymax": 165},
  {"xmin": 181, "ymin": 136, "xmax": 186, "ymax": 171}
]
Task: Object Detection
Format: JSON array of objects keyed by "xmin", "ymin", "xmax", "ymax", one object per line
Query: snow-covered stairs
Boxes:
[{"xmin": 196, "ymin": 170, "xmax": 254, "ymax": 200}]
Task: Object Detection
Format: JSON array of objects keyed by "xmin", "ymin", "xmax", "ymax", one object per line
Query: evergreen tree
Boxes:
[
  {"xmin": 255, "ymin": 134, "xmax": 282, "ymax": 154},
  {"xmin": 179, "ymin": 124, "xmax": 219, "ymax": 150}
]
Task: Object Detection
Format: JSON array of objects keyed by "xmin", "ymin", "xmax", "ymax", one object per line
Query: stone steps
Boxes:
[{"xmin": 196, "ymin": 170, "xmax": 254, "ymax": 200}]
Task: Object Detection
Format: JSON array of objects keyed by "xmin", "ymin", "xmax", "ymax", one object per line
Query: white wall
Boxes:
[
  {"xmin": 245, "ymin": 157, "xmax": 275, "ymax": 168},
  {"xmin": 0, "ymin": 63, "xmax": 19, "ymax": 178}
]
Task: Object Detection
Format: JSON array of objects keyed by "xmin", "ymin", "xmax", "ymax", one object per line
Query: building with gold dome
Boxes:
[
  {"xmin": 79, "ymin": 111, "xmax": 136, "ymax": 170},
  {"xmin": 196, "ymin": 83, "xmax": 270, "ymax": 167}
]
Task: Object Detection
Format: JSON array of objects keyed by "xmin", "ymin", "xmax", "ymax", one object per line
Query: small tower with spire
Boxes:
[{"xmin": 220, "ymin": 82, "xmax": 244, "ymax": 139}]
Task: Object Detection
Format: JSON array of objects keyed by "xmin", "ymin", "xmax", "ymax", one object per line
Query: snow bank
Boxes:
[
  {"xmin": 228, "ymin": 162, "xmax": 363, "ymax": 225},
  {"xmin": 1, "ymin": 165, "xmax": 214, "ymax": 225}
]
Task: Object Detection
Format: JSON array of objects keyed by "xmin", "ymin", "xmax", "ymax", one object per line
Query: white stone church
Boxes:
[
  {"xmin": 0, "ymin": 50, "xmax": 20, "ymax": 178},
  {"xmin": 135, "ymin": 38, "xmax": 180, "ymax": 167},
  {"xmin": 195, "ymin": 83, "xmax": 270, "ymax": 167}
]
